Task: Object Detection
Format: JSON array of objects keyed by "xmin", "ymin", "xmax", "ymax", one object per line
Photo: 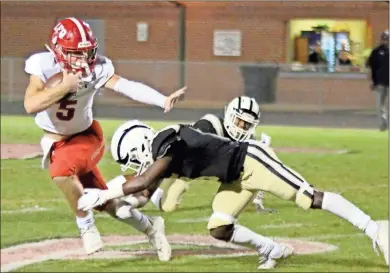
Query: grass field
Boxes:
[{"xmin": 1, "ymin": 115, "xmax": 389, "ymax": 272}]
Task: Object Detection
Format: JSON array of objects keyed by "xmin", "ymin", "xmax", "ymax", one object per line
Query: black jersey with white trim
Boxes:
[{"xmin": 151, "ymin": 124, "xmax": 248, "ymax": 183}]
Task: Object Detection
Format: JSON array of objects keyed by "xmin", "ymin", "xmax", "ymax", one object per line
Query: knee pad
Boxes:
[
  {"xmin": 209, "ymin": 224, "xmax": 235, "ymax": 242},
  {"xmin": 115, "ymin": 200, "xmax": 134, "ymax": 220},
  {"xmin": 207, "ymin": 212, "xmax": 236, "ymax": 230},
  {"xmin": 295, "ymin": 187, "xmax": 314, "ymax": 210}
]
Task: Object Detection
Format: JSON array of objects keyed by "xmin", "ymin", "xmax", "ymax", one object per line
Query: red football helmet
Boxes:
[{"xmin": 47, "ymin": 17, "xmax": 98, "ymax": 76}]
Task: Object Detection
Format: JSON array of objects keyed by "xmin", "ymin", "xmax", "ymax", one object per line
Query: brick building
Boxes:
[{"xmin": 1, "ymin": 1, "xmax": 389, "ymax": 109}]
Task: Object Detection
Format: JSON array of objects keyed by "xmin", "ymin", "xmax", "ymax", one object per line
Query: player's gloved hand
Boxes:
[
  {"xmin": 77, "ymin": 188, "xmax": 108, "ymax": 211},
  {"xmin": 164, "ymin": 86, "xmax": 187, "ymax": 113},
  {"xmin": 260, "ymin": 133, "xmax": 272, "ymax": 147}
]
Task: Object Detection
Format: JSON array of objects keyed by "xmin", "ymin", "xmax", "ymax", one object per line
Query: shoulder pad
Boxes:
[
  {"xmin": 151, "ymin": 126, "xmax": 181, "ymax": 160},
  {"xmin": 94, "ymin": 55, "xmax": 115, "ymax": 89},
  {"xmin": 154, "ymin": 125, "xmax": 180, "ymax": 135},
  {"xmin": 24, "ymin": 52, "xmax": 54, "ymax": 81},
  {"xmin": 199, "ymin": 114, "xmax": 224, "ymax": 136},
  {"xmin": 96, "ymin": 55, "xmax": 110, "ymax": 65}
]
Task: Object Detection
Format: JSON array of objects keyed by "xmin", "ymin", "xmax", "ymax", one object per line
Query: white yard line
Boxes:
[
  {"xmin": 1, "ymin": 207, "xmax": 51, "ymax": 214},
  {"xmin": 175, "ymin": 217, "xmax": 210, "ymax": 223},
  {"xmin": 1, "ymin": 199, "xmax": 65, "ymax": 205}
]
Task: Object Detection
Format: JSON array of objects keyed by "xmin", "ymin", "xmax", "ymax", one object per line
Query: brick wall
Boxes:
[
  {"xmin": 1, "ymin": 1, "xmax": 388, "ymax": 109},
  {"xmin": 277, "ymin": 76, "xmax": 375, "ymax": 108},
  {"xmin": 0, "ymin": 2, "xmax": 179, "ymax": 60}
]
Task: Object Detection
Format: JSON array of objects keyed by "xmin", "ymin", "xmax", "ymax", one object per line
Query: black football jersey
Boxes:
[{"xmin": 151, "ymin": 124, "xmax": 248, "ymax": 183}]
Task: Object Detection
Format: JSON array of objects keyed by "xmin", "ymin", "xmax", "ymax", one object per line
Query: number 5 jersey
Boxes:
[{"xmin": 24, "ymin": 52, "xmax": 114, "ymax": 135}]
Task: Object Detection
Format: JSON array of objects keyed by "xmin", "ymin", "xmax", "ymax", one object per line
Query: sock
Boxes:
[
  {"xmin": 230, "ymin": 224, "xmax": 282, "ymax": 259},
  {"xmin": 76, "ymin": 210, "xmax": 94, "ymax": 230},
  {"xmin": 322, "ymin": 192, "xmax": 379, "ymax": 241}
]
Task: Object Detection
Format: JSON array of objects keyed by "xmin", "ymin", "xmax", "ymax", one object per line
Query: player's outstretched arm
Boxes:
[
  {"xmin": 24, "ymin": 71, "xmax": 81, "ymax": 114},
  {"xmin": 77, "ymin": 156, "xmax": 172, "ymax": 211},
  {"xmin": 104, "ymin": 74, "xmax": 186, "ymax": 113},
  {"xmin": 122, "ymin": 156, "xmax": 172, "ymax": 195}
]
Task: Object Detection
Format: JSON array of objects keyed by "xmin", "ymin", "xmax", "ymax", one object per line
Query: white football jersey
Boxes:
[{"xmin": 24, "ymin": 52, "xmax": 114, "ymax": 135}]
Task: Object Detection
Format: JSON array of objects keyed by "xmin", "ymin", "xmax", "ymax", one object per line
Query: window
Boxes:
[{"xmin": 288, "ymin": 19, "xmax": 368, "ymax": 72}]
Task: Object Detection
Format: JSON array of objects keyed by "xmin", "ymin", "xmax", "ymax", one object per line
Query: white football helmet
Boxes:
[
  {"xmin": 223, "ymin": 96, "xmax": 261, "ymax": 141},
  {"xmin": 111, "ymin": 120, "xmax": 155, "ymax": 174}
]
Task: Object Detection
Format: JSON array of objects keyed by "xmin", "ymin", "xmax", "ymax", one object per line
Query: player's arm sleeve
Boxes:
[
  {"xmin": 112, "ymin": 78, "xmax": 167, "ymax": 109},
  {"xmin": 192, "ymin": 119, "xmax": 217, "ymax": 135},
  {"xmin": 98, "ymin": 57, "xmax": 167, "ymax": 108},
  {"xmin": 24, "ymin": 54, "xmax": 45, "ymax": 81}
]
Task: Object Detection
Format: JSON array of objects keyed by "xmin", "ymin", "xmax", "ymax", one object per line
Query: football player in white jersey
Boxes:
[
  {"xmin": 23, "ymin": 17, "xmax": 184, "ymax": 260},
  {"xmin": 104, "ymin": 96, "xmax": 276, "ymax": 215}
]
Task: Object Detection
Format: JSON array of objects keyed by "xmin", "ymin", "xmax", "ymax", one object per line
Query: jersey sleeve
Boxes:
[
  {"xmin": 94, "ymin": 56, "xmax": 115, "ymax": 89},
  {"xmin": 24, "ymin": 53, "xmax": 45, "ymax": 81},
  {"xmin": 151, "ymin": 126, "xmax": 183, "ymax": 160}
]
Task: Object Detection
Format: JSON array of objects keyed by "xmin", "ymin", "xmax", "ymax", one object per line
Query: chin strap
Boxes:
[{"xmin": 45, "ymin": 44, "xmax": 55, "ymax": 55}]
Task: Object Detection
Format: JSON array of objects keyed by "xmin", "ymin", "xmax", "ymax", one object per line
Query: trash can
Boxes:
[{"xmin": 240, "ymin": 65, "xmax": 279, "ymax": 103}]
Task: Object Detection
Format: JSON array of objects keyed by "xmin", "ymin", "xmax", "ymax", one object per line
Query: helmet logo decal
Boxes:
[
  {"xmin": 53, "ymin": 23, "xmax": 67, "ymax": 39},
  {"xmin": 116, "ymin": 128, "xmax": 131, "ymax": 165}
]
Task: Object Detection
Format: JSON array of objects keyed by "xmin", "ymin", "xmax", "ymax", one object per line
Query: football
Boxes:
[
  {"xmin": 45, "ymin": 72, "xmax": 76, "ymax": 101},
  {"xmin": 44, "ymin": 72, "xmax": 63, "ymax": 89}
]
